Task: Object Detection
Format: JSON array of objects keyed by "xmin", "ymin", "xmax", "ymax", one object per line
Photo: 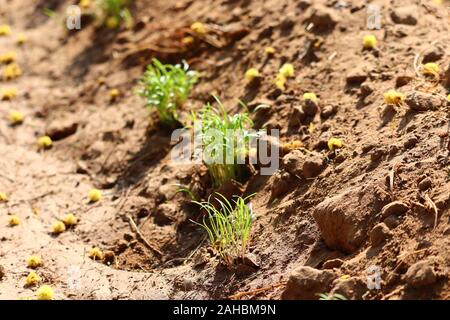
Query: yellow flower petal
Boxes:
[
  {"xmin": 36, "ymin": 285, "xmax": 54, "ymax": 300},
  {"xmin": 279, "ymin": 63, "xmax": 294, "ymax": 78},
  {"xmin": 8, "ymin": 215, "xmax": 20, "ymax": 226},
  {"xmin": 88, "ymin": 188, "xmax": 102, "ymax": 202},
  {"xmin": 328, "ymin": 138, "xmax": 343, "ymax": 151},
  {"xmin": 274, "ymin": 73, "xmax": 286, "ymax": 90},
  {"xmin": 109, "ymin": 88, "xmax": 120, "ymax": 100},
  {"xmin": 181, "ymin": 36, "xmax": 194, "ymax": 45},
  {"xmin": 27, "ymin": 255, "xmax": 42, "ymax": 269},
  {"xmin": 62, "ymin": 213, "xmax": 77, "ymax": 226},
  {"xmin": 340, "ymin": 274, "xmax": 351, "ymax": 281},
  {"xmin": 264, "ymin": 47, "xmax": 276, "ymax": 55},
  {"xmin": 52, "ymin": 221, "xmax": 66, "ymax": 234},
  {"xmin": 1, "ymin": 88, "xmax": 18, "ymax": 100},
  {"xmin": 383, "ymin": 90, "xmax": 404, "ymax": 105},
  {"xmin": 105, "ymin": 16, "xmax": 119, "ymax": 29},
  {"xmin": 422, "ymin": 62, "xmax": 440, "ymax": 76},
  {"xmin": 303, "ymin": 92, "xmax": 318, "ymax": 103},
  {"xmin": 0, "ymin": 25, "xmax": 11, "ymax": 36},
  {"xmin": 26, "ymin": 271, "xmax": 41, "ymax": 286},
  {"xmin": 191, "ymin": 22, "xmax": 206, "ymax": 34},
  {"xmin": 89, "ymin": 247, "xmax": 104, "ymax": 260},
  {"xmin": 3, "ymin": 63, "xmax": 22, "ymax": 80},
  {"xmin": 245, "ymin": 68, "xmax": 260, "ymax": 82},
  {"xmin": 16, "ymin": 33, "xmax": 27, "ymax": 45},
  {"xmin": 0, "ymin": 51, "xmax": 17, "ymax": 64},
  {"xmin": 0, "ymin": 192, "xmax": 8, "ymax": 202},
  {"xmin": 362, "ymin": 35, "xmax": 377, "ymax": 49},
  {"xmin": 37, "ymin": 136, "xmax": 53, "ymax": 149},
  {"xmin": 79, "ymin": 0, "xmax": 91, "ymax": 9},
  {"xmin": 9, "ymin": 111, "xmax": 24, "ymax": 124}
]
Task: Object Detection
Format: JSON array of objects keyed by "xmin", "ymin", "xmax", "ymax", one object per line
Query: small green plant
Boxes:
[
  {"xmin": 137, "ymin": 59, "xmax": 198, "ymax": 126},
  {"xmin": 193, "ymin": 99, "xmax": 254, "ymax": 187},
  {"xmin": 98, "ymin": 0, "xmax": 133, "ymax": 29},
  {"xmin": 43, "ymin": 8, "xmax": 56, "ymax": 18},
  {"xmin": 317, "ymin": 293, "xmax": 348, "ymax": 300},
  {"xmin": 174, "ymin": 184, "xmax": 199, "ymax": 201},
  {"xmin": 192, "ymin": 193, "xmax": 255, "ymax": 267}
]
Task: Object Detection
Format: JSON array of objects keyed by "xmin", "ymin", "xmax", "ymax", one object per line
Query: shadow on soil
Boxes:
[{"xmin": 115, "ymin": 128, "xmax": 173, "ymax": 190}]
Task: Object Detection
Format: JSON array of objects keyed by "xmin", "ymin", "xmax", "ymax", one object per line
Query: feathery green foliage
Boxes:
[
  {"xmin": 192, "ymin": 193, "xmax": 255, "ymax": 267},
  {"xmin": 317, "ymin": 293, "xmax": 348, "ymax": 300},
  {"xmin": 193, "ymin": 99, "xmax": 254, "ymax": 187},
  {"xmin": 137, "ymin": 59, "xmax": 197, "ymax": 126},
  {"xmin": 174, "ymin": 184, "xmax": 199, "ymax": 202}
]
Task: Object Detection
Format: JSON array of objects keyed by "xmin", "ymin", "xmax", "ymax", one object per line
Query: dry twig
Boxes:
[
  {"xmin": 126, "ymin": 214, "xmax": 163, "ymax": 257},
  {"xmin": 424, "ymin": 194, "xmax": 439, "ymax": 229}
]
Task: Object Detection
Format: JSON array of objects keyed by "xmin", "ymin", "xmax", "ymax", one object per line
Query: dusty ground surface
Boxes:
[{"xmin": 0, "ymin": 0, "xmax": 450, "ymax": 300}]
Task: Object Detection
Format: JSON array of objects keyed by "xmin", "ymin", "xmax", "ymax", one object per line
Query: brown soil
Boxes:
[{"xmin": 1, "ymin": 0, "xmax": 450, "ymax": 300}]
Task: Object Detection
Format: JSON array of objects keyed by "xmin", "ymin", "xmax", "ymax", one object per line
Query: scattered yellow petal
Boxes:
[
  {"xmin": 340, "ymin": 274, "xmax": 351, "ymax": 281},
  {"xmin": 0, "ymin": 192, "xmax": 8, "ymax": 202},
  {"xmin": 37, "ymin": 136, "xmax": 53, "ymax": 149},
  {"xmin": 279, "ymin": 63, "xmax": 294, "ymax": 78},
  {"xmin": 62, "ymin": 213, "xmax": 77, "ymax": 226},
  {"xmin": 27, "ymin": 255, "xmax": 42, "ymax": 269},
  {"xmin": 303, "ymin": 92, "xmax": 318, "ymax": 103},
  {"xmin": 191, "ymin": 22, "xmax": 206, "ymax": 34},
  {"xmin": 105, "ymin": 16, "xmax": 119, "ymax": 29},
  {"xmin": 3, "ymin": 63, "xmax": 22, "ymax": 80},
  {"xmin": 9, "ymin": 110, "xmax": 24, "ymax": 125},
  {"xmin": 97, "ymin": 76, "xmax": 106, "ymax": 85},
  {"xmin": 8, "ymin": 215, "xmax": 20, "ymax": 226},
  {"xmin": 245, "ymin": 68, "xmax": 260, "ymax": 82},
  {"xmin": 89, "ymin": 247, "xmax": 104, "ymax": 260},
  {"xmin": 36, "ymin": 285, "xmax": 54, "ymax": 300},
  {"xmin": 16, "ymin": 33, "xmax": 27, "ymax": 45},
  {"xmin": 79, "ymin": 0, "xmax": 91, "ymax": 9},
  {"xmin": 109, "ymin": 88, "xmax": 120, "ymax": 100},
  {"xmin": 281, "ymin": 140, "xmax": 303, "ymax": 153},
  {"xmin": 26, "ymin": 271, "xmax": 41, "ymax": 286},
  {"xmin": 181, "ymin": 36, "xmax": 194, "ymax": 45},
  {"xmin": 0, "ymin": 51, "xmax": 17, "ymax": 64},
  {"xmin": 265, "ymin": 47, "xmax": 276, "ymax": 55},
  {"xmin": 328, "ymin": 138, "xmax": 343, "ymax": 151},
  {"xmin": 383, "ymin": 90, "xmax": 404, "ymax": 105},
  {"xmin": 0, "ymin": 25, "xmax": 11, "ymax": 36},
  {"xmin": 362, "ymin": 35, "xmax": 377, "ymax": 49},
  {"xmin": 274, "ymin": 73, "xmax": 286, "ymax": 90},
  {"xmin": 52, "ymin": 221, "xmax": 66, "ymax": 234},
  {"xmin": 88, "ymin": 188, "xmax": 102, "ymax": 202},
  {"xmin": 447, "ymin": 94, "xmax": 450, "ymax": 101},
  {"xmin": 1, "ymin": 87, "xmax": 18, "ymax": 100},
  {"xmin": 422, "ymin": 62, "xmax": 440, "ymax": 76},
  {"xmin": 308, "ymin": 122, "xmax": 315, "ymax": 133}
]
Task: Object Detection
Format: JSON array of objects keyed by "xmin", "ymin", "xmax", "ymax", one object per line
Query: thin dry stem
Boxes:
[
  {"xmin": 126, "ymin": 214, "xmax": 163, "ymax": 257},
  {"xmin": 424, "ymin": 194, "xmax": 439, "ymax": 229}
]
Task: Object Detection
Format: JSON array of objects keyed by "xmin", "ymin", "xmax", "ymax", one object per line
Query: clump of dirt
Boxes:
[{"xmin": 1, "ymin": 0, "xmax": 450, "ymax": 300}]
